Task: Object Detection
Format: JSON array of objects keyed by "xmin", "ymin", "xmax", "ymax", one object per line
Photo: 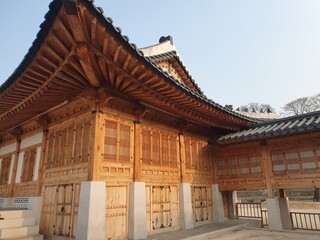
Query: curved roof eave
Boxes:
[
  {"xmin": 0, "ymin": 0, "xmax": 62, "ymax": 94},
  {"xmin": 0, "ymin": 0, "xmax": 258, "ymax": 131}
]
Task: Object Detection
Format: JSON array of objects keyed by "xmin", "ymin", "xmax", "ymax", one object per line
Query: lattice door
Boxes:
[
  {"xmin": 41, "ymin": 183, "xmax": 80, "ymax": 238},
  {"xmin": 54, "ymin": 184, "xmax": 73, "ymax": 237},
  {"xmin": 105, "ymin": 185, "xmax": 128, "ymax": 239},
  {"xmin": 148, "ymin": 185, "xmax": 179, "ymax": 232}
]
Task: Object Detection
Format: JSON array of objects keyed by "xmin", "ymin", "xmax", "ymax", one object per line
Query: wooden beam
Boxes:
[
  {"xmin": 89, "ymin": 111, "xmax": 104, "ymax": 180},
  {"xmin": 179, "ymin": 133, "xmax": 186, "ymax": 182},
  {"xmin": 76, "ymin": 43, "xmax": 101, "ymax": 87},
  {"xmin": 63, "ymin": 1, "xmax": 87, "ymax": 42},
  {"xmin": 260, "ymin": 141, "xmax": 274, "ymax": 198},
  {"xmin": 37, "ymin": 130, "xmax": 48, "ymax": 196}
]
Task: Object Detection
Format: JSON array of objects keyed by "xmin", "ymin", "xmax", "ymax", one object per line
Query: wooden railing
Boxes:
[
  {"xmin": 236, "ymin": 203, "xmax": 262, "ymax": 219},
  {"xmin": 291, "ymin": 212, "xmax": 320, "ymax": 231},
  {"xmin": 236, "ymin": 202, "xmax": 268, "ymax": 227},
  {"xmin": 261, "ymin": 209, "xmax": 268, "ymax": 227}
]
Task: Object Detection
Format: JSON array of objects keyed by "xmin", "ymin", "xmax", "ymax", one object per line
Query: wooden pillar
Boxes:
[
  {"xmin": 211, "ymin": 142, "xmax": 219, "ymax": 184},
  {"xmin": 89, "ymin": 110, "xmax": 104, "ymax": 181},
  {"xmin": 260, "ymin": 142, "xmax": 273, "ymax": 198},
  {"xmin": 133, "ymin": 121, "xmax": 141, "ymax": 182},
  {"xmin": 179, "ymin": 133, "xmax": 186, "ymax": 182},
  {"xmin": 37, "ymin": 130, "xmax": 48, "ymax": 196},
  {"xmin": 10, "ymin": 139, "xmax": 21, "ymax": 197}
]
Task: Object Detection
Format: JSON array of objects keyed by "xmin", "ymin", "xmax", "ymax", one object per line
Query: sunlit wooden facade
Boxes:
[{"xmin": 1, "ymin": 0, "xmax": 320, "ymax": 239}]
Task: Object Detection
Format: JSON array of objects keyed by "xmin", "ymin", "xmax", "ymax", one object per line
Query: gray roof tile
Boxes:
[{"xmin": 219, "ymin": 110, "xmax": 320, "ymax": 144}]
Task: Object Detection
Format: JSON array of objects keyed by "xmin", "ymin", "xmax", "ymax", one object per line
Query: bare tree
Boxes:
[{"xmin": 281, "ymin": 94, "xmax": 320, "ymax": 117}]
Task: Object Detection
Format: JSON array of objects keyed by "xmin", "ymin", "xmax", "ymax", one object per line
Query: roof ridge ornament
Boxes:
[{"xmin": 159, "ymin": 35, "xmax": 173, "ymax": 45}]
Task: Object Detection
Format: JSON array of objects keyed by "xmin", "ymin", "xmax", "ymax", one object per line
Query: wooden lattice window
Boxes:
[
  {"xmin": 119, "ymin": 125, "xmax": 131, "ymax": 162},
  {"xmin": 238, "ymin": 156, "xmax": 249, "ymax": 176},
  {"xmin": 142, "ymin": 130, "xmax": 151, "ymax": 164},
  {"xmin": 169, "ymin": 136, "xmax": 178, "ymax": 167},
  {"xmin": 141, "ymin": 128, "xmax": 178, "ymax": 167},
  {"xmin": 250, "ymin": 155, "xmax": 262, "ymax": 176},
  {"xmin": 185, "ymin": 139, "xmax": 192, "ymax": 169},
  {"xmin": 191, "ymin": 141, "xmax": 198, "ymax": 169},
  {"xmin": 0, "ymin": 156, "xmax": 12, "ymax": 185},
  {"xmin": 299, "ymin": 147, "xmax": 317, "ymax": 173},
  {"xmin": 271, "ymin": 152, "xmax": 285, "ymax": 175},
  {"xmin": 198, "ymin": 143, "xmax": 211, "ymax": 171},
  {"xmin": 104, "ymin": 121, "xmax": 132, "ymax": 162},
  {"xmin": 104, "ymin": 121, "xmax": 117, "ymax": 160},
  {"xmin": 152, "ymin": 132, "xmax": 161, "ymax": 165},
  {"xmin": 227, "ymin": 156, "xmax": 237, "ymax": 177},
  {"xmin": 21, "ymin": 148, "xmax": 37, "ymax": 182},
  {"xmin": 216, "ymin": 158, "xmax": 227, "ymax": 178},
  {"xmin": 46, "ymin": 121, "xmax": 91, "ymax": 169},
  {"xmin": 162, "ymin": 134, "xmax": 169, "ymax": 166},
  {"xmin": 285, "ymin": 149, "xmax": 300, "ymax": 173}
]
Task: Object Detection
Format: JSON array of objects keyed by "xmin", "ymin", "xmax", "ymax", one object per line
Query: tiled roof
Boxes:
[
  {"xmin": 219, "ymin": 111, "xmax": 320, "ymax": 144},
  {"xmin": 0, "ymin": 0, "xmax": 258, "ymax": 126},
  {"xmin": 146, "ymin": 51, "xmax": 204, "ymax": 95}
]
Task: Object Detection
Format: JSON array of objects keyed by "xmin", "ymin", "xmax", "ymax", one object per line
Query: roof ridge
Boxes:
[{"xmin": 255, "ymin": 110, "xmax": 320, "ymax": 127}]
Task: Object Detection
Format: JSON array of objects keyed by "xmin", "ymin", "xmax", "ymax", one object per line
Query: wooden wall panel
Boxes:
[
  {"xmin": 217, "ymin": 135, "xmax": 320, "ymax": 191},
  {"xmin": 140, "ymin": 125, "xmax": 180, "ymax": 184},
  {"xmin": 45, "ymin": 118, "xmax": 92, "ymax": 169},
  {"xmin": 183, "ymin": 136, "xmax": 213, "ymax": 184}
]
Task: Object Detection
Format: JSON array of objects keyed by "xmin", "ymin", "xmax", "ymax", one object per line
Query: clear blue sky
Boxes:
[{"xmin": 1, "ymin": 1, "xmax": 320, "ymax": 114}]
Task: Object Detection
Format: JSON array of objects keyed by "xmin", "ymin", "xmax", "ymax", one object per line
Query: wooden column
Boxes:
[
  {"xmin": 10, "ymin": 139, "xmax": 21, "ymax": 197},
  {"xmin": 179, "ymin": 133, "xmax": 186, "ymax": 182},
  {"xmin": 133, "ymin": 121, "xmax": 141, "ymax": 181},
  {"xmin": 261, "ymin": 142, "xmax": 273, "ymax": 198},
  {"xmin": 37, "ymin": 130, "xmax": 48, "ymax": 196},
  {"xmin": 211, "ymin": 142, "xmax": 219, "ymax": 184},
  {"xmin": 89, "ymin": 110, "xmax": 104, "ymax": 181}
]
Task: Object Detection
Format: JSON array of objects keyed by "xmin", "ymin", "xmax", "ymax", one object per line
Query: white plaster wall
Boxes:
[
  {"xmin": 8, "ymin": 155, "xmax": 15, "ymax": 184},
  {"xmin": 33, "ymin": 147, "xmax": 41, "ymax": 181},
  {"xmin": 0, "ymin": 142, "xmax": 17, "ymax": 156},
  {"xmin": 15, "ymin": 153, "xmax": 24, "ymax": 183},
  {"xmin": 21, "ymin": 132, "xmax": 43, "ymax": 149}
]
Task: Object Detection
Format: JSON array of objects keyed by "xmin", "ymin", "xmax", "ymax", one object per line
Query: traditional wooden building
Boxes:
[{"xmin": 0, "ymin": 0, "xmax": 319, "ymax": 239}]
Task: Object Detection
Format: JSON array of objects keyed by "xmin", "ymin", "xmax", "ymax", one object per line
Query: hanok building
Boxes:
[{"xmin": 0, "ymin": 0, "xmax": 319, "ymax": 239}]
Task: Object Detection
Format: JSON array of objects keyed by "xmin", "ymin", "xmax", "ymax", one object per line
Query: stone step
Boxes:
[
  {"xmin": 0, "ymin": 217, "xmax": 36, "ymax": 229},
  {"xmin": 0, "ymin": 225, "xmax": 39, "ymax": 239},
  {"xmin": 2, "ymin": 234, "xmax": 43, "ymax": 240},
  {"xmin": 0, "ymin": 210, "xmax": 34, "ymax": 219}
]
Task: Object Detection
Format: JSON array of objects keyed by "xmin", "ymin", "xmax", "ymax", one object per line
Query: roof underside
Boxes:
[
  {"xmin": 0, "ymin": 0, "xmax": 257, "ymax": 134},
  {"xmin": 219, "ymin": 111, "xmax": 320, "ymax": 144}
]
